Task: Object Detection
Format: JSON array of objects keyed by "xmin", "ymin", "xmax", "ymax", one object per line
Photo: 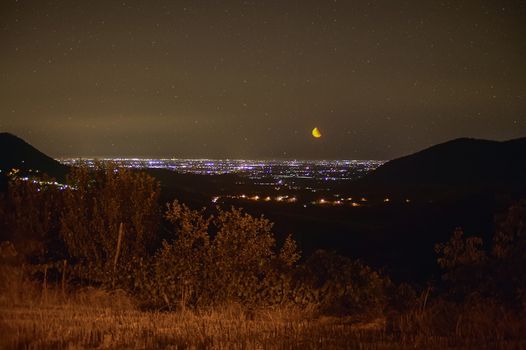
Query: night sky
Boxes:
[{"xmin": 1, "ymin": 1, "xmax": 525, "ymax": 159}]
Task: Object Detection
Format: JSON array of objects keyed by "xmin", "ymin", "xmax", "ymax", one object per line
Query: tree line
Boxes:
[
  {"xmin": 0, "ymin": 164, "xmax": 391, "ymax": 315},
  {"xmin": 1, "ymin": 163, "xmax": 525, "ymax": 319}
]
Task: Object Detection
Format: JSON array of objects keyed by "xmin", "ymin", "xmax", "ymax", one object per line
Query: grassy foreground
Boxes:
[
  {"xmin": 1, "ymin": 289, "xmax": 525, "ymax": 349},
  {"xmin": 1, "ymin": 305, "xmax": 387, "ymax": 349}
]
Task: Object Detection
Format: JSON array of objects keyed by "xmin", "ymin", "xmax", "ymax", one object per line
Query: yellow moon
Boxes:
[{"xmin": 312, "ymin": 127, "xmax": 322, "ymax": 138}]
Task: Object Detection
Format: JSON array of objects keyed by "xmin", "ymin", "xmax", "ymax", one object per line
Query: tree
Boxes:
[
  {"xmin": 435, "ymin": 227, "xmax": 486, "ymax": 272},
  {"xmin": 1, "ymin": 175, "xmax": 63, "ymax": 262},
  {"xmin": 435, "ymin": 228, "xmax": 487, "ymax": 299},
  {"xmin": 144, "ymin": 202, "xmax": 302, "ymax": 309},
  {"xmin": 151, "ymin": 201, "xmax": 212, "ymax": 308},
  {"xmin": 435, "ymin": 200, "xmax": 526, "ymax": 305},
  {"xmin": 491, "ymin": 200, "xmax": 526, "ymax": 305},
  {"xmin": 291, "ymin": 250, "xmax": 389, "ymax": 316},
  {"xmin": 60, "ymin": 162, "xmax": 160, "ymax": 286},
  {"xmin": 208, "ymin": 206, "xmax": 277, "ymax": 304}
]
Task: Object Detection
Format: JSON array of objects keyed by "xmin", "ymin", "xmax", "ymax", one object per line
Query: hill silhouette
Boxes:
[
  {"xmin": 0, "ymin": 132, "xmax": 68, "ymax": 182},
  {"xmin": 354, "ymin": 137, "xmax": 526, "ymax": 196}
]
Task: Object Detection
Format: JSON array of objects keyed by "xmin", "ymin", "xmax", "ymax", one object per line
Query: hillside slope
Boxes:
[
  {"xmin": 0, "ymin": 132, "xmax": 68, "ymax": 181},
  {"xmin": 356, "ymin": 137, "xmax": 526, "ymax": 190}
]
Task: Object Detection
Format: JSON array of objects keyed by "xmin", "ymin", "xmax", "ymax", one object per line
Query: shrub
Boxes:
[
  {"xmin": 141, "ymin": 201, "xmax": 302, "ymax": 309},
  {"xmin": 435, "ymin": 200, "xmax": 526, "ymax": 306},
  {"xmin": 291, "ymin": 250, "xmax": 390, "ymax": 317},
  {"xmin": 59, "ymin": 163, "xmax": 160, "ymax": 287},
  {"xmin": 0, "ymin": 176, "xmax": 63, "ymax": 262},
  {"xmin": 434, "ymin": 228, "xmax": 487, "ymax": 299},
  {"xmin": 141, "ymin": 201, "xmax": 212, "ymax": 309}
]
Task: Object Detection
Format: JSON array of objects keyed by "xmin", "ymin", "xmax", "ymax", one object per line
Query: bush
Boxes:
[
  {"xmin": 435, "ymin": 200, "xmax": 526, "ymax": 306},
  {"xmin": 59, "ymin": 163, "xmax": 160, "ymax": 287},
  {"xmin": 1, "ymin": 163, "xmax": 401, "ymax": 320},
  {"xmin": 1, "ymin": 176, "xmax": 63, "ymax": 262},
  {"xmin": 138, "ymin": 201, "xmax": 302, "ymax": 310},
  {"xmin": 290, "ymin": 250, "xmax": 390, "ymax": 317}
]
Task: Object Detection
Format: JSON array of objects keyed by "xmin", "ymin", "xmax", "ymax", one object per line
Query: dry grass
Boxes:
[
  {"xmin": 1, "ymin": 267, "xmax": 525, "ymax": 349},
  {"xmin": 0, "ymin": 304, "xmax": 379, "ymax": 349},
  {"xmin": 2, "ymin": 295, "xmax": 526, "ymax": 349}
]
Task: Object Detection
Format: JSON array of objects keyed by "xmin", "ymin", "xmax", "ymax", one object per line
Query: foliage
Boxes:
[
  {"xmin": 141, "ymin": 201, "xmax": 302, "ymax": 309},
  {"xmin": 490, "ymin": 200, "xmax": 526, "ymax": 306},
  {"xmin": 291, "ymin": 250, "xmax": 390, "ymax": 316},
  {"xmin": 434, "ymin": 228, "xmax": 487, "ymax": 298},
  {"xmin": 208, "ymin": 206, "xmax": 277, "ymax": 305},
  {"xmin": 435, "ymin": 200, "xmax": 526, "ymax": 306},
  {"xmin": 59, "ymin": 163, "xmax": 160, "ymax": 286},
  {"xmin": 144, "ymin": 201, "xmax": 211, "ymax": 308},
  {"xmin": 435, "ymin": 228, "xmax": 486, "ymax": 271},
  {"xmin": 0, "ymin": 176, "xmax": 63, "ymax": 262},
  {"xmin": 0, "ymin": 163, "xmax": 415, "ymax": 319},
  {"xmin": 0, "ymin": 167, "xmax": 392, "ymax": 317}
]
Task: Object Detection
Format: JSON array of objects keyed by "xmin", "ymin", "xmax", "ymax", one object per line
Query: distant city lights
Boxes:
[{"xmin": 59, "ymin": 158, "xmax": 384, "ymax": 183}]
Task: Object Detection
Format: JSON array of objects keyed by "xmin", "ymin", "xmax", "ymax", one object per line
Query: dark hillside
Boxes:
[
  {"xmin": 355, "ymin": 137, "xmax": 526, "ymax": 194},
  {"xmin": 0, "ymin": 132, "xmax": 68, "ymax": 182}
]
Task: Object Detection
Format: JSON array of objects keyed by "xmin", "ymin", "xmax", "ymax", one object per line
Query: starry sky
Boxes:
[{"xmin": 1, "ymin": 1, "xmax": 525, "ymax": 159}]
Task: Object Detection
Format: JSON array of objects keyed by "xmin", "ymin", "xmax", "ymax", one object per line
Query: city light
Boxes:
[
  {"xmin": 52, "ymin": 160, "xmax": 416, "ymax": 208},
  {"xmin": 59, "ymin": 158, "xmax": 384, "ymax": 184}
]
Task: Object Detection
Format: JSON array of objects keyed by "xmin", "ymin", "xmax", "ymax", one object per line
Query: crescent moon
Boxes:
[{"xmin": 312, "ymin": 127, "xmax": 322, "ymax": 138}]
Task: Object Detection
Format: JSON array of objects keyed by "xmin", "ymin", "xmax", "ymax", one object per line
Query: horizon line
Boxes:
[{"xmin": 56, "ymin": 157, "xmax": 387, "ymax": 162}]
